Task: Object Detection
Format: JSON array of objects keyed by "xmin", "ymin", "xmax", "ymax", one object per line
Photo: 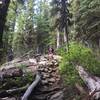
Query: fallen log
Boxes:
[
  {"xmin": 0, "ymin": 55, "xmax": 61, "ymax": 71},
  {"xmin": 0, "ymin": 60, "xmax": 31, "ymax": 70},
  {"xmin": 76, "ymin": 65, "xmax": 100, "ymax": 99},
  {"xmin": 0, "ymin": 67, "xmax": 23, "ymax": 81},
  {"xmin": 21, "ymin": 72, "xmax": 41, "ymax": 100},
  {"xmin": 0, "ymin": 84, "xmax": 29, "ymax": 98}
]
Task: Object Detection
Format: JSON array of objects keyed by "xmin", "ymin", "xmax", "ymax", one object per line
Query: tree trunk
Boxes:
[
  {"xmin": 0, "ymin": 0, "xmax": 10, "ymax": 62},
  {"xmin": 65, "ymin": 26, "xmax": 69, "ymax": 51},
  {"xmin": 57, "ymin": 29, "xmax": 60, "ymax": 49},
  {"xmin": 63, "ymin": 28, "xmax": 67, "ymax": 43},
  {"xmin": 12, "ymin": 1, "xmax": 18, "ymax": 32},
  {"xmin": 99, "ymin": 39, "xmax": 100, "ymax": 49}
]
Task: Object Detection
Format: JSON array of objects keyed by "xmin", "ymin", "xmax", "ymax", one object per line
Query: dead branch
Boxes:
[
  {"xmin": 21, "ymin": 72, "xmax": 41, "ymax": 100},
  {"xmin": 0, "ymin": 84, "xmax": 29, "ymax": 98}
]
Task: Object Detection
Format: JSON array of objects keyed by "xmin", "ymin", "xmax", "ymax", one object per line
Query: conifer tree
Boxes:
[
  {"xmin": 51, "ymin": 0, "xmax": 71, "ymax": 49},
  {"xmin": 0, "ymin": 0, "xmax": 10, "ymax": 62}
]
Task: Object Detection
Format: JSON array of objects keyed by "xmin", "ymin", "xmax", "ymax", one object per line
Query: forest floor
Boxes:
[
  {"xmin": 0, "ymin": 54, "xmax": 67, "ymax": 100},
  {"xmin": 1, "ymin": 54, "xmax": 98, "ymax": 100},
  {"xmin": 27, "ymin": 55, "xmax": 64, "ymax": 100}
]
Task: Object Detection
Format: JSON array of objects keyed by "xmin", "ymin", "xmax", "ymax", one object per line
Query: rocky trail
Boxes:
[
  {"xmin": 1, "ymin": 54, "xmax": 100, "ymax": 100},
  {"xmin": 0, "ymin": 55, "xmax": 64, "ymax": 100},
  {"xmin": 29, "ymin": 60, "xmax": 64, "ymax": 100}
]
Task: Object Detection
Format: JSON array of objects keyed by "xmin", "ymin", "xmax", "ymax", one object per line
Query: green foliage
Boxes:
[
  {"xmin": 58, "ymin": 42, "xmax": 100, "ymax": 85},
  {"xmin": 51, "ymin": 0, "xmax": 70, "ymax": 31},
  {"xmin": 14, "ymin": 71, "xmax": 34, "ymax": 87},
  {"xmin": 71, "ymin": 0, "xmax": 100, "ymax": 47},
  {"xmin": 35, "ymin": 0, "xmax": 52, "ymax": 53},
  {"xmin": 15, "ymin": 64, "xmax": 34, "ymax": 86},
  {"xmin": 2, "ymin": 0, "xmax": 53, "ymax": 59},
  {"xmin": 3, "ymin": 0, "xmax": 17, "ymax": 55},
  {"xmin": 11, "ymin": 0, "xmax": 37, "ymax": 56},
  {"xmin": 0, "ymin": 72, "xmax": 34, "ymax": 90},
  {"xmin": 0, "ymin": 64, "xmax": 34, "ymax": 90},
  {"xmin": 17, "ymin": 64, "xmax": 27, "ymax": 69}
]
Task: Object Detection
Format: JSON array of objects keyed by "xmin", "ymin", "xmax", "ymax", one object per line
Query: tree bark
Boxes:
[
  {"xmin": 0, "ymin": 84, "xmax": 29, "ymax": 98},
  {"xmin": 65, "ymin": 26, "xmax": 69, "ymax": 51},
  {"xmin": 76, "ymin": 65, "xmax": 100, "ymax": 99},
  {"xmin": 63, "ymin": 28, "xmax": 67, "ymax": 43},
  {"xmin": 0, "ymin": 0, "xmax": 10, "ymax": 40},
  {"xmin": 0, "ymin": 0, "xmax": 10, "ymax": 62},
  {"xmin": 57, "ymin": 29, "xmax": 60, "ymax": 48},
  {"xmin": 0, "ymin": 67, "xmax": 23, "ymax": 81}
]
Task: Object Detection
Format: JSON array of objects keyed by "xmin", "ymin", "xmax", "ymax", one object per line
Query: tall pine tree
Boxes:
[{"xmin": 51, "ymin": 0, "xmax": 71, "ymax": 49}]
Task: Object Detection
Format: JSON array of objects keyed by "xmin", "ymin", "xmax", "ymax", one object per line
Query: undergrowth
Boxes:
[{"xmin": 57, "ymin": 42, "xmax": 100, "ymax": 86}]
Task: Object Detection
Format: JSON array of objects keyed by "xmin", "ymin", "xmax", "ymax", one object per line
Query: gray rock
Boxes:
[
  {"xmin": 43, "ymin": 73, "xmax": 50, "ymax": 78},
  {"xmin": 41, "ymin": 80, "xmax": 48, "ymax": 85},
  {"xmin": 49, "ymin": 91, "xmax": 64, "ymax": 100},
  {"xmin": 48, "ymin": 78, "xmax": 55, "ymax": 83}
]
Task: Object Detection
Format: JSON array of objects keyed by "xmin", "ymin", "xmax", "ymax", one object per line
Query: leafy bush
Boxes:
[{"xmin": 57, "ymin": 42, "xmax": 100, "ymax": 85}]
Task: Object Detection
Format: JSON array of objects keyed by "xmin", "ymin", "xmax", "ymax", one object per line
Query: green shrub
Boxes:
[
  {"xmin": 17, "ymin": 64, "xmax": 27, "ymax": 70},
  {"xmin": 58, "ymin": 42, "xmax": 100, "ymax": 85}
]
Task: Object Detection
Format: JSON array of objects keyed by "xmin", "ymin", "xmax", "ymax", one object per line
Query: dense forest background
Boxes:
[{"xmin": 0, "ymin": 0, "xmax": 100, "ymax": 99}]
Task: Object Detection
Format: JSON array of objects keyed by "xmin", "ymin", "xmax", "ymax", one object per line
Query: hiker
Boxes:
[
  {"xmin": 7, "ymin": 47, "xmax": 14, "ymax": 61},
  {"xmin": 48, "ymin": 46, "xmax": 54, "ymax": 60}
]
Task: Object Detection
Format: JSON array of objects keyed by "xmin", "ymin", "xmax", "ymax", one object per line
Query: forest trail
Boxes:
[
  {"xmin": 28, "ymin": 56, "xmax": 64, "ymax": 100},
  {"xmin": 1, "ymin": 54, "xmax": 100, "ymax": 100},
  {"xmin": 0, "ymin": 54, "xmax": 65, "ymax": 100}
]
